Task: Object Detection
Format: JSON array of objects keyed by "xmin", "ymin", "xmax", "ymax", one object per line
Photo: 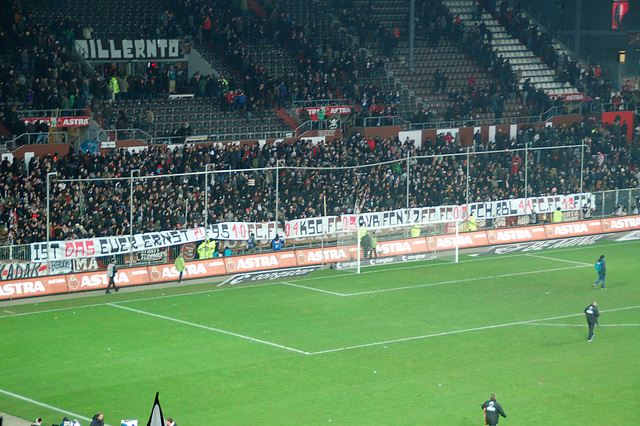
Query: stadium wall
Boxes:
[{"xmin": 2, "ymin": 215, "xmax": 639, "ymax": 301}]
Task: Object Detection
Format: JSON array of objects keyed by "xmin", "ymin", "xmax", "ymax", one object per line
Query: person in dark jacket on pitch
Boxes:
[
  {"xmin": 481, "ymin": 393, "xmax": 507, "ymax": 425},
  {"xmin": 593, "ymin": 255, "xmax": 606, "ymax": 289},
  {"xmin": 585, "ymin": 301, "xmax": 599, "ymax": 342}
]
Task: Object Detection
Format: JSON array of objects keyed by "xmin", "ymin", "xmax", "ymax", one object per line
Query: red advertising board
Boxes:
[
  {"xmin": 486, "ymin": 226, "xmax": 547, "ymax": 245},
  {"xmin": 601, "ymin": 215, "xmax": 640, "ymax": 232},
  {"xmin": 22, "ymin": 117, "xmax": 91, "ymax": 127},
  {"xmin": 544, "ymin": 220, "xmax": 604, "ymax": 239},
  {"xmin": 223, "ymin": 251, "xmax": 298, "ymax": 274},
  {"xmin": 147, "ymin": 258, "xmax": 226, "ymax": 283},
  {"xmin": 295, "ymin": 105, "xmax": 352, "ymax": 120},
  {"xmin": 3, "ymin": 216, "xmax": 637, "ymax": 301},
  {"xmin": 427, "ymin": 231, "xmax": 489, "ymax": 250},
  {"xmin": 295, "ymin": 246, "xmax": 353, "ymax": 265},
  {"xmin": 66, "ymin": 267, "xmax": 150, "ymax": 292},
  {"xmin": 0, "ymin": 275, "xmax": 68, "ymax": 299}
]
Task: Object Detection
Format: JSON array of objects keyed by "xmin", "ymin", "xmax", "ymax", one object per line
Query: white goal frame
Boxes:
[{"xmin": 354, "ymin": 219, "xmax": 461, "ymax": 274}]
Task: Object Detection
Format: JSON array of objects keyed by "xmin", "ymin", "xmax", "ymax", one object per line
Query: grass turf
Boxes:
[{"xmin": 1, "ymin": 239, "xmax": 639, "ymax": 425}]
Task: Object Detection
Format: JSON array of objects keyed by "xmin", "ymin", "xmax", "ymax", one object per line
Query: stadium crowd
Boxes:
[
  {"xmin": 0, "ymin": 0, "xmax": 639, "ymax": 247},
  {"xmin": 1, "ymin": 0, "xmax": 636, "ymax": 139},
  {"xmin": 0, "ymin": 113, "xmax": 638, "ymax": 246}
]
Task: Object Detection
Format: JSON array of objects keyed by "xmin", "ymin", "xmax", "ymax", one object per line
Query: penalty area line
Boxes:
[
  {"xmin": 309, "ymin": 305, "xmax": 640, "ymax": 355},
  {"xmin": 344, "ymin": 264, "xmax": 589, "ymax": 297},
  {"xmin": 106, "ymin": 303, "xmax": 310, "ymax": 355},
  {"xmin": 0, "ymin": 388, "xmax": 96, "ymax": 424},
  {"xmin": 524, "ymin": 253, "xmax": 592, "ymax": 266},
  {"xmin": 522, "ymin": 323, "xmax": 640, "ymax": 327},
  {"xmin": 280, "ymin": 281, "xmax": 346, "ymax": 296}
]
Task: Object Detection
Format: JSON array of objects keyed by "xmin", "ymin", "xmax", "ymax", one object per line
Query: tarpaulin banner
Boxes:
[{"xmin": 74, "ymin": 39, "xmax": 182, "ymax": 61}]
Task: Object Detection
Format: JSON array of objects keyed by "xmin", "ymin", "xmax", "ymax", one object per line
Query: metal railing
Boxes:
[
  {"xmin": 17, "ymin": 108, "xmax": 87, "ymax": 119},
  {"xmin": 0, "ymin": 187, "xmax": 636, "ymax": 269},
  {"xmin": 7, "ymin": 131, "xmax": 68, "ymax": 149},
  {"xmin": 406, "ymin": 114, "xmax": 546, "ymax": 131},
  {"xmin": 356, "ymin": 115, "xmax": 411, "ymax": 128},
  {"xmin": 292, "ymin": 99, "xmax": 354, "ymax": 109},
  {"xmin": 149, "ymin": 129, "xmax": 293, "ymax": 145}
]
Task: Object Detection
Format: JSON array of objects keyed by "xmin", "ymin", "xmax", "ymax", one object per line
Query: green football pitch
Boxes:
[{"xmin": 1, "ymin": 239, "xmax": 639, "ymax": 425}]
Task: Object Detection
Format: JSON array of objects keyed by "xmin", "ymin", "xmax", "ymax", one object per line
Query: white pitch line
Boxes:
[
  {"xmin": 523, "ymin": 323, "xmax": 640, "ymax": 327},
  {"xmin": 280, "ymin": 281, "xmax": 347, "ymax": 296},
  {"xmin": 524, "ymin": 253, "xmax": 592, "ymax": 266},
  {"xmin": 343, "ymin": 264, "xmax": 588, "ymax": 297},
  {"xmin": 106, "ymin": 303, "xmax": 310, "ymax": 355},
  {"xmin": 0, "ymin": 388, "xmax": 97, "ymax": 424},
  {"xmin": 308, "ymin": 305, "xmax": 640, "ymax": 355},
  {"xmin": 0, "ymin": 282, "xmax": 279, "ymax": 319}
]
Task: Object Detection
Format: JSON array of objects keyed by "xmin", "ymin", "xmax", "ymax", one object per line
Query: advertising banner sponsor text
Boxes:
[
  {"xmin": 74, "ymin": 39, "xmax": 182, "ymax": 61},
  {"xmin": 218, "ymin": 266, "xmax": 322, "ymax": 287},
  {"xmin": 479, "ymin": 234, "xmax": 611, "ymax": 256},
  {"xmin": 22, "ymin": 117, "xmax": 90, "ymax": 127},
  {"xmin": 544, "ymin": 220, "xmax": 603, "ymax": 239}
]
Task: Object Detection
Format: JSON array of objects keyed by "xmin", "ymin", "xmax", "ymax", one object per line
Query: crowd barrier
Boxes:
[{"xmin": 2, "ymin": 215, "xmax": 639, "ymax": 301}]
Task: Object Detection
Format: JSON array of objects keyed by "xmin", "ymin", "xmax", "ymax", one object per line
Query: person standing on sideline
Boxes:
[
  {"xmin": 481, "ymin": 393, "xmax": 507, "ymax": 426},
  {"xmin": 468, "ymin": 213, "xmax": 477, "ymax": 231},
  {"xmin": 552, "ymin": 207, "xmax": 563, "ymax": 223},
  {"xmin": 165, "ymin": 418, "xmax": 176, "ymax": 426},
  {"xmin": 585, "ymin": 301, "xmax": 599, "ymax": 342},
  {"xmin": 271, "ymin": 234, "xmax": 283, "ymax": 250},
  {"xmin": 593, "ymin": 255, "xmax": 606, "ymax": 289},
  {"xmin": 175, "ymin": 253, "xmax": 186, "ymax": 283},
  {"xmin": 106, "ymin": 258, "xmax": 118, "ymax": 294}
]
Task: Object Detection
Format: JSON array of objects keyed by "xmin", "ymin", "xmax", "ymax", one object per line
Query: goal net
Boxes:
[{"xmin": 334, "ymin": 219, "xmax": 461, "ymax": 273}]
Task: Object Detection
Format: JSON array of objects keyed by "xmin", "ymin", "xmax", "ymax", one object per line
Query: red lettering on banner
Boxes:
[{"xmin": 64, "ymin": 240, "xmax": 95, "ymax": 258}]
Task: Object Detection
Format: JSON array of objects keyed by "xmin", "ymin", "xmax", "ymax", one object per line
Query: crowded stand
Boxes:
[
  {"xmin": 1, "ymin": 113, "xmax": 639, "ymax": 246},
  {"xmin": 0, "ymin": 0, "xmax": 638, "ymax": 249}
]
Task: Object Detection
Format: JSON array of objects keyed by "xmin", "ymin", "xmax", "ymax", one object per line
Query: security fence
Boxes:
[{"xmin": 0, "ymin": 143, "xmax": 637, "ymax": 274}]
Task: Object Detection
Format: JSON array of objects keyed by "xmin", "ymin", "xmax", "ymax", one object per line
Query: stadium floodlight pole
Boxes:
[
  {"xmin": 275, "ymin": 162, "xmax": 280, "ymax": 227},
  {"xmin": 406, "ymin": 150, "xmax": 410, "ymax": 210},
  {"xmin": 129, "ymin": 169, "xmax": 140, "ymax": 266},
  {"xmin": 204, "ymin": 163, "xmax": 215, "ymax": 243},
  {"xmin": 524, "ymin": 143, "xmax": 529, "ymax": 212},
  {"xmin": 465, "ymin": 146, "xmax": 470, "ymax": 214},
  {"xmin": 580, "ymin": 141, "xmax": 585, "ymax": 205},
  {"xmin": 46, "ymin": 171, "xmax": 58, "ymax": 273}
]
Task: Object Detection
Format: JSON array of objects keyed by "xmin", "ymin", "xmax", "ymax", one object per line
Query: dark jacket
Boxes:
[
  {"xmin": 90, "ymin": 414, "xmax": 104, "ymax": 426},
  {"xmin": 585, "ymin": 304, "xmax": 599, "ymax": 324},
  {"xmin": 481, "ymin": 398, "xmax": 507, "ymax": 424},
  {"xmin": 598, "ymin": 259, "xmax": 606, "ymax": 275}
]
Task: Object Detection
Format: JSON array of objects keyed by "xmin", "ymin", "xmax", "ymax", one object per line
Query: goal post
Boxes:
[{"xmin": 336, "ymin": 219, "xmax": 462, "ymax": 273}]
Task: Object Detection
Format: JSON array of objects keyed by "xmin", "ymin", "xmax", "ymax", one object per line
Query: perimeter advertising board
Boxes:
[{"xmin": 4, "ymin": 215, "xmax": 640, "ymax": 301}]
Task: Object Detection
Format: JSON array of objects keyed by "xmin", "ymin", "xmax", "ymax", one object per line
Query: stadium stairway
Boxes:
[
  {"xmin": 273, "ymin": 106, "xmax": 299, "ymax": 132},
  {"xmin": 442, "ymin": 0, "xmax": 579, "ymax": 97}
]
